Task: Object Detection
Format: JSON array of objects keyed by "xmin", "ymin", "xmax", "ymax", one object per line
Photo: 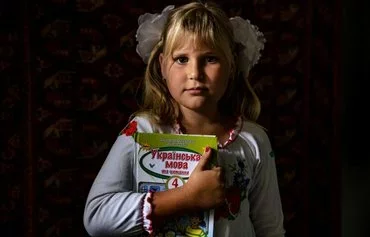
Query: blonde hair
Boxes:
[{"xmin": 135, "ymin": 1, "xmax": 261, "ymax": 125}]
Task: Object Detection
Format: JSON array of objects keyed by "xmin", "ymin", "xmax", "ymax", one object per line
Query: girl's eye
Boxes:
[
  {"xmin": 206, "ymin": 56, "xmax": 218, "ymax": 63},
  {"xmin": 174, "ymin": 57, "xmax": 188, "ymax": 64}
]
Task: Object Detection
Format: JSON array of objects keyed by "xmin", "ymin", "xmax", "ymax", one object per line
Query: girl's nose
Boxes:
[{"xmin": 187, "ymin": 60, "xmax": 203, "ymax": 80}]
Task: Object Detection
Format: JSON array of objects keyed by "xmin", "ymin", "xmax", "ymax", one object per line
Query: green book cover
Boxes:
[{"xmin": 133, "ymin": 132, "xmax": 218, "ymax": 237}]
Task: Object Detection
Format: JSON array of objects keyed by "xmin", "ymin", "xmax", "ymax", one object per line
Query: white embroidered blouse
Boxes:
[{"xmin": 83, "ymin": 115, "xmax": 285, "ymax": 237}]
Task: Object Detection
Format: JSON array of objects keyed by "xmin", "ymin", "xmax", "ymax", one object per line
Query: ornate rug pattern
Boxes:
[{"xmin": 0, "ymin": 0, "xmax": 340, "ymax": 236}]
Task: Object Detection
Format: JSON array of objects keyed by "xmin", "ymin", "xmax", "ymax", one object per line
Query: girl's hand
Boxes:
[{"xmin": 183, "ymin": 147, "xmax": 225, "ymax": 210}]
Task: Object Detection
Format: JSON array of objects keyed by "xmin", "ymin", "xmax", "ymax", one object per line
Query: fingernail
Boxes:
[{"xmin": 205, "ymin": 146, "xmax": 210, "ymax": 152}]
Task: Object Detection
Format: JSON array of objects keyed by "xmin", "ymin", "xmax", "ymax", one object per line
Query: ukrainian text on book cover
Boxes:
[{"xmin": 134, "ymin": 132, "xmax": 218, "ymax": 237}]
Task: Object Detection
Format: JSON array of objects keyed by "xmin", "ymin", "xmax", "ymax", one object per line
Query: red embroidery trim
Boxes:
[
  {"xmin": 218, "ymin": 116, "xmax": 243, "ymax": 149},
  {"xmin": 120, "ymin": 120, "xmax": 138, "ymax": 136}
]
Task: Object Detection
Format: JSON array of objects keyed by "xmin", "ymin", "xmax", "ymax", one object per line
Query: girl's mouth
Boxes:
[{"xmin": 185, "ymin": 87, "xmax": 207, "ymax": 95}]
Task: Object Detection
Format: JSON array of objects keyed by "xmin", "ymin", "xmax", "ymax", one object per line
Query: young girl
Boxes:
[{"xmin": 83, "ymin": 2, "xmax": 285, "ymax": 237}]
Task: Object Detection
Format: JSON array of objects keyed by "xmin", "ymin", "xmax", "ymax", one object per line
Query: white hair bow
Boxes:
[{"xmin": 135, "ymin": 5, "xmax": 266, "ymax": 77}]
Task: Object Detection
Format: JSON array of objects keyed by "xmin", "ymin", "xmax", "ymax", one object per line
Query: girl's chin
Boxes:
[
  {"xmin": 179, "ymin": 103, "xmax": 217, "ymax": 113},
  {"xmin": 176, "ymin": 97, "xmax": 219, "ymax": 112}
]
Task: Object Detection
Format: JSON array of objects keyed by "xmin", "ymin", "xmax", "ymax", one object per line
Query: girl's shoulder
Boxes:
[
  {"xmin": 238, "ymin": 118, "xmax": 271, "ymax": 145},
  {"xmin": 221, "ymin": 117, "xmax": 270, "ymax": 149},
  {"xmin": 232, "ymin": 119, "xmax": 274, "ymax": 160},
  {"xmin": 241, "ymin": 119, "xmax": 267, "ymax": 134}
]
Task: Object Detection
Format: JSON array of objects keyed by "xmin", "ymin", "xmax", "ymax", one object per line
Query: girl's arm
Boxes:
[
  {"xmin": 83, "ymin": 135, "xmax": 146, "ymax": 236},
  {"xmin": 249, "ymin": 129, "xmax": 286, "ymax": 237}
]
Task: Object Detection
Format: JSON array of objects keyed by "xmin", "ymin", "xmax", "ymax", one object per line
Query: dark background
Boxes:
[
  {"xmin": 0, "ymin": 0, "xmax": 369, "ymax": 236},
  {"xmin": 342, "ymin": 0, "xmax": 370, "ymax": 236}
]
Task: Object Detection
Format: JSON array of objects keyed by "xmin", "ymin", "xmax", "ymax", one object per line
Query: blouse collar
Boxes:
[{"xmin": 174, "ymin": 116, "xmax": 243, "ymax": 149}]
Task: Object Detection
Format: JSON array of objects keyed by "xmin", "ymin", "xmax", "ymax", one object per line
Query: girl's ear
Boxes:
[{"xmin": 159, "ymin": 53, "xmax": 167, "ymax": 79}]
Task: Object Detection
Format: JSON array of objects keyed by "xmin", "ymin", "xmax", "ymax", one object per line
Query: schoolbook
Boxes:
[{"xmin": 133, "ymin": 132, "xmax": 218, "ymax": 237}]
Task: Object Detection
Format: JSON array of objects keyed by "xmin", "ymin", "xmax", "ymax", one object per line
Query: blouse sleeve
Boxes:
[
  {"xmin": 83, "ymin": 117, "xmax": 154, "ymax": 236},
  {"xmin": 248, "ymin": 127, "xmax": 286, "ymax": 237}
]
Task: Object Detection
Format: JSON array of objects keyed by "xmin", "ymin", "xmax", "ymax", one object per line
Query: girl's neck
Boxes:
[{"xmin": 178, "ymin": 108, "xmax": 230, "ymax": 136}]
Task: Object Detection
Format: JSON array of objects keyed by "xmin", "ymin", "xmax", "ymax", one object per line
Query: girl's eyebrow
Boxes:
[
  {"xmin": 172, "ymin": 50, "xmax": 218, "ymax": 56},
  {"xmin": 171, "ymin": 53, "xmax": 187, "ymax": 58}
]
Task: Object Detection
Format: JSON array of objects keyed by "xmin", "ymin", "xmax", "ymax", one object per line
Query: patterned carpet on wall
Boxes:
[{"xmin": 0, "ymin": 0, "xmax": 340, "ymax": 236}]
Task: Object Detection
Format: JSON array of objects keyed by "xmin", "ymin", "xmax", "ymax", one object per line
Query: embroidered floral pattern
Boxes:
[
  {"xmin": 215, "ymin": 157, "xmax": 250, "ymax": 220},
  {"xmin": 119, "ymin": 120, "xmax": 137, "ymax": 136},
  {"xmin": 231, "ymin": 159, "xmax": 250, "ymax": 200}
]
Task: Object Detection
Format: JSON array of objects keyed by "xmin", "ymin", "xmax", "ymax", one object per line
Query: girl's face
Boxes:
[{"xmin": 160, "ymin": 38, "xmax": 230, "ymax": 116}]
